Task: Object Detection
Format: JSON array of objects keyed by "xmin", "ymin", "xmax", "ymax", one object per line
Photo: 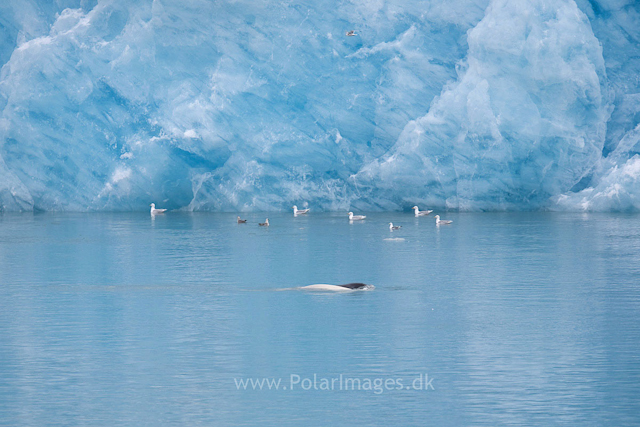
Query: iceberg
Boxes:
[{"xmin": 0, "ymin": 0, "xmax": 638, "ymax": 211}]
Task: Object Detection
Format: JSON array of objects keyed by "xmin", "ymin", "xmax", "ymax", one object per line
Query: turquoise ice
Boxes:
[{"xmin": 0, "ymin": 0, "xmax": 639, "ymax": 211}]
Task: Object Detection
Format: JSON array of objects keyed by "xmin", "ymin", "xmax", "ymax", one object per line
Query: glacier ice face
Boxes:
[
  {"xmin": 356, "ymin": 0, "xmax": 610, "ymax": 210},
  {"xmin": 554, "ymin": 152, "xmax": 640, "ymax": 212},
  {"xmin": 553, "ymin": 123, "xmax": 640, "ymax": 211},
  {"xmin": 554, "ymin": 0, "xmax": 640, "ymax": 211},
  {"xmin": 0, "ymin": 0, "xmax": 638, "ymax": 211},
  {"xmin": 0, "ymin": 0, "xmax": 488, "ymax": 211}
]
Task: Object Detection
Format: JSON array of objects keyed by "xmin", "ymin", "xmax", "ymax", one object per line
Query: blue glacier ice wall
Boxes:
[
  {"xmin": 553, "ymin": 0, "xmax": 640, "ymax": 211},
  {"xmin": 356, "ymin": 0, "xmax": 611, "ymax": 210},
  {"xmin": 0, "ymin": 0, "xmax": 638, "ymax": 211}
]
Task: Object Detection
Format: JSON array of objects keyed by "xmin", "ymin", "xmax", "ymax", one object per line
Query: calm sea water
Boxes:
[{"xmin": 1, "ymin": 211, "xmax": 639, "ymax": 426}]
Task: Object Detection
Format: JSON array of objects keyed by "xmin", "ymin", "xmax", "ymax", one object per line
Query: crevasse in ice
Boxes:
[{"xmin": 0, "ymin": 0, "xmax": 638, "ymax": 211}]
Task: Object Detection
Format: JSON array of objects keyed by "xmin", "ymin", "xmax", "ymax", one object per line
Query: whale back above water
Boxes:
[
  {"xmin": 338, "ymin": 283, "xmax": 369, "ymax": 289},
  {"xmin": 297, "ymin": 283, "xmax": 374, "ymax": 292}
]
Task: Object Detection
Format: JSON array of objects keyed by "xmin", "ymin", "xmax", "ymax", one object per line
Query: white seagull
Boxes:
[
  {"xmin": 149, "ymin": 203, "xmax": 167, "ymax": 215},
  {"xmin": 389, "ymin": 222, "xmax": 402, "ymax": 231},
  {"xmin": 348, "ymin": 212, "xmax": 366, "ymax": 221},
  {"xmin": 259, "ymin": 219, "xmax": 270, "ymax": 227},
  {"xmin": 237, "ymin": 216, "xmax": 247, "ymax": 223},
  {"xmin": 345, "ymin": 30, "xmax": 357, "ymax": 37},
  {"xmin": 293, "ymin": 205, "xmax": 310, "ymax": 215},
  {"xmin": 412, "ymin": 206, "xmax": 433, "ymax": 217},
  {"xmin": 435, "ymin": 215, "xmax": 453, "ymax": 225}
]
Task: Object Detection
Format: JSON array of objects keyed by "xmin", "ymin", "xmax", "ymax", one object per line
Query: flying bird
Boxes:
[{"xmin": 345, "ymin": 30, "xmax": 357, "ymax": 36}]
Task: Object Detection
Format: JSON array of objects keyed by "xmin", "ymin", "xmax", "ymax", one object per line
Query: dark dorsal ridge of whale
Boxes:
[{"xmin": 338, "ymin": 283, "xmax": 369, "ymax": 289}]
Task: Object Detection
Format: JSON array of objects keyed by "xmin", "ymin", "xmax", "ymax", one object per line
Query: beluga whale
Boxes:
[{"xmin": 297, "ymin": 283, "xmax": 374, "ymax": 292}]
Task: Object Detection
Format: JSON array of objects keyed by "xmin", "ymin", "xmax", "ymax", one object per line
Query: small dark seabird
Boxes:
[
  {"xmin": 237, "ymin": 216, "xmax": 247, "ymax": 223},
  {"xmin": 259, "ymin": 218, "xmax": 270, "ymax": 226}
]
